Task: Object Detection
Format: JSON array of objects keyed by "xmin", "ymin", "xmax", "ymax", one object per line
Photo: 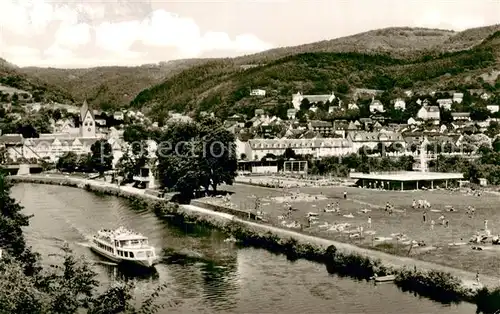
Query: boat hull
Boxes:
[{"xmin": 90, "ymin": 245, "xmax": 157, "ymax": 269}]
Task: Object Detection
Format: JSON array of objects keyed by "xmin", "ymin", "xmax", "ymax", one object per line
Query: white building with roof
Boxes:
[
  {"xmin": 6, "ymin": 101, "xmax": 105, "ymax": 162},
  {"xmin": 292, "ymin": 92, "xmax": 336, "ymax": 110},
  {"xmin": 237, "ymin": 138, "xmax": 352, "ymax": 161}
]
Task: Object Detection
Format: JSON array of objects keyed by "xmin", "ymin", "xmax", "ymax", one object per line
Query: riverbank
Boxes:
[
  {"xmin": 8, "ymin": 174, "xmax": 500, "ymax": 309},
  {"xmin": 219, "ymin": 180, "xmax": 500, "ymax": 279}
]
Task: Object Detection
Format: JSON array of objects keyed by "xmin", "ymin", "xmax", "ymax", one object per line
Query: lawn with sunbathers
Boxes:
[{"xmin": 199, "ymin": 180, "xmax": 500, "ymax": 277}]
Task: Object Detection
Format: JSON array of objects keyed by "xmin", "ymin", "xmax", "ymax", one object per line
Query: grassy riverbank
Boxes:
[
  {"xmin": 218, "ymin": 180, "xmax": 500, "ymax": 278},
  {"xmin": 8, "ymin": 174, "xmax": 500, "ymax": 312}
]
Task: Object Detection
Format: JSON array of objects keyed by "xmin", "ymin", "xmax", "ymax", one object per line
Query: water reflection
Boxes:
[{"xmin": 100, "ymin": 262, "xmax": 160, "ymax": 282}]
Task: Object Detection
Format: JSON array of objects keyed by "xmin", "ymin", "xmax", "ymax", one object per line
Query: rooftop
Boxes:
[{"xmin": 350, "ymin": 171, "xmax": 464, "ymax": 181}]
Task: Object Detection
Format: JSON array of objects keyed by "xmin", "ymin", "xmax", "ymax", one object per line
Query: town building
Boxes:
[
  {"xmin": 347, "ymin": 131, "xmax": 405, "ymax": 152},
  {"xmin": 437, "ymin": 99, "xmax": 453, "ymax": 110},
  {"xmin": 291, "ymin": 92, "xmax": 336, "ymax": 110},
  {"xmin": 487, "ymin": 104, "xmax": 499, "ymax": 114},
  {"xmin": 236, "ymin": 138, "xmax": 352, "ymax": 161},
  {"xmin": 250, "ymin": 89, "xmax": 266, "ymax": 96},
  {"xmin": 417, "ymin": 105, "xmax": 440, "ymax": 121},
  {"xmin": 308, "ymin": 120, "xmax": 333, "ymax": 136},
  {"xmin": 393, "ymin": 98, "xmax": 406, "ymax": 110},
  {"xmin": 451, "ymin": 112, "xmax": 471, "ymax": 121},
  {"xmin": 369, "ymin": 98, "xmax": 384, "ymax": 113},
  {"xmin": 5, "ymin": 100, "xmax": 105, "ymax": 162},
  {"xmin": 453, "ymin": 93, "xmax": 464, "ymax": 103}
]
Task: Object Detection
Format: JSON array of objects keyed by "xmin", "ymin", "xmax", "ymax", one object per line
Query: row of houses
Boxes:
[
  {"xmin": 289, "ymin": 91, "xmax": 498, "ymax": 115},
  {"xmin": 1, "ymin": 101, "xmax": 127, "ymax": 165},
  {"xmin": 235, "ymin": 131, "xmax": 408, "ymax": 160},
  {"xmin": 235, "ymin": 128, "xmax": 482, "ymax": 161}
]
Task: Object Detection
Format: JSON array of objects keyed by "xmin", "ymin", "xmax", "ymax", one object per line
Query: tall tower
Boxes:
[
  {"xmin": 420, "ymin": 137, "xmax": 429, "ymax": 172},
  {"xmin": 79, "ymin": 100, "xmax": 96, "ymax": 138}
]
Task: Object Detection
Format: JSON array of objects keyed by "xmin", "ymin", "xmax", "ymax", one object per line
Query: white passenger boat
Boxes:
[{"xmin": 90, "ymin": 227, "xmax": 158, "ymax": 268}]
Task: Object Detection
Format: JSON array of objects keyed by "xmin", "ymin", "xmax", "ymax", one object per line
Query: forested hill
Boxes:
[
  {"xmin": 16, "ymin": 59, "xmax": 211, "ymax": 110},
  {"xmin": 131, "ymin": 28, "xmax": 500, "ymax": 121},
  {"xmin": 0, "ymin": 58, "xmax": 73, "ymax": 103},
  {"xmin": 1, "ymin": 25, "xmax": 499, "ymax": 111}
]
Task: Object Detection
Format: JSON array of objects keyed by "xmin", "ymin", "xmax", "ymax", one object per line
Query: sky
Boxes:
[{"xmin": 0, "ymin": 0, "xmax": 499, "ymax": 68}]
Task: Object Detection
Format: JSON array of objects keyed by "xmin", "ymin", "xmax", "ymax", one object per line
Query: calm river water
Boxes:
[{"xmin": 12, "ymin": 183, "xmax": 476, "ymax": 314}]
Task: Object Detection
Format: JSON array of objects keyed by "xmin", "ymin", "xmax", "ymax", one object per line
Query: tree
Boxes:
[
  {"xmin": 156, "ymin": 118, "xmax": 237, "ymax": 199},
  {"xmin": 486, "ymin": 121, "xmax": 500, "ymax": 138},
  {"xmin": 282, "ymin": 147, "xmax": 297, "ymax": 160},
  {"xmin": 0, "ymin": 171, "xmax": 169, "ymax": 313},
  {"xmin": 0, "ymin": 171, "xmax": 39, "ymax": 269},
  {"xmin": 470, "ymin": 104, "xmax": 490, "ymax": 121},
  {"xmin": 90, "ymin": 140, "xmax": 113, "ymax": 175},
  {"xmin": 198, "ymin": 117, "xmax": 237, "ymax": 192},
  {"xmin": 0, "ymin": 146, "xmax": 7, "ymax": 164},
  {"xmin": 123, "ymin": 124, "xmax": 149, "ymax": 143},
  {"xmin": 478, "ymin": 144, "xmax": 493, "ymax": 155},
  {"xmin": 493, "ymin": 137, "xmax": 500, "ymax": 153},
  {"xmin": 56, "ymin": 152, "xmax": 78, "ymax": 173}
]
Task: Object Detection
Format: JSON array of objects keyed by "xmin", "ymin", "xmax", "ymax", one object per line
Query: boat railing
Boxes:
[{"xmin": 120, "ymin": 243, "xmax": 152, "ymax": 249}]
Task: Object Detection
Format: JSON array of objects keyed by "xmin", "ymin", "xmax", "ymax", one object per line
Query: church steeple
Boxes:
[
  {"xmin": 80, "ymin": 100, "xmax": 90, "ymax": 121},
  {"xmin": 79, "ymin": 100, "xmax": 96, "ymax": 138}
]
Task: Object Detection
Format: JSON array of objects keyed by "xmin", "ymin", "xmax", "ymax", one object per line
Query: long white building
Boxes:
[{"xmin": 237, "ymin": 138, "xmax": 353, "ymax": 160}]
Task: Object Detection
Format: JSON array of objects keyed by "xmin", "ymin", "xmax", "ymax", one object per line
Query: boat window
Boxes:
[
  {"xmin": 131, "ymin": 240, "xmax": 139, "ymax": 245},
  {"xmin": 129, "ymin": 252, "xmax": 134, "ymax": 258},
  {"xmin": 124, "ymin": 251, "xmax": 128, "ymax": 257}
]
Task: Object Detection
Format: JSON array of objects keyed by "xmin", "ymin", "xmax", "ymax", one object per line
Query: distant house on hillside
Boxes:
[
  {"xmin": 417, "ymin": 105, "xmax": 440, "ymax": 121},
  {"xmin": 308, "ymin": 120, "xmax": 333, "ymax": 136},
  {"xmin": 453, "ymin": 93, "xmax": 464, "ymax": 103},
  {"xmin": 255, "ymin": 109, "xmax": 265, "ymax": 117},
  {"xmin": 250, "ymin": 89, "xmax": 266, "ymax": 96},
  {"xmin": 287, "ymin": 109, "xmax": 296, "ymax": 120},
  {"xmin": 352, "ymin": 88, "xmax": 384, "ymax": 100},
  {"xmin": 348, "ymin": 103, "xmax": 359, "ymax": 110},
  {"xmin": 487, "ymin": 104, "xmax": 499, "ymax": 113},
  {"xmin": 437, "ymin": 99, "xmax": 453, "ymax": 110},
  {"xmin": 481, "ymin": 93, "xmax": 491, "ymax": 100},
  {"xmin": 393, "ymin": 98, "xmax": 406, "ymax": 110},
  {"xmin": 113, "ymin": 111, "xmax": 124, "ymax": 121},
  {"xmin": 291, "ymin": 92, "xmax": 335, "ymax": 110},
  {"xmin": 369, "ymin": 98, "xmax": 384, "ymax": 113},
  {"xmin": 451, "ymin": 112, "xmax": 471, "ymax": 121}
]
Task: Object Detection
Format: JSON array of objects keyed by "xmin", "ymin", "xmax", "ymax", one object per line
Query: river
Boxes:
[{"xmin": 12, "ymin": 183, "xmax": 476, "ymax": 314}]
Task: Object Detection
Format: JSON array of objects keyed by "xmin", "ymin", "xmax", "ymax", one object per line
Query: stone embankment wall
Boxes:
[{"xmin": 8, "ymin": 175, "xmax": 500, "ymax": 310}]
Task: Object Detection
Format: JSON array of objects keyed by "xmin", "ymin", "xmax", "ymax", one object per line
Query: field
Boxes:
[{"xmin": 201, "ymin": 177, "xmax": 500, "ymax": 277}]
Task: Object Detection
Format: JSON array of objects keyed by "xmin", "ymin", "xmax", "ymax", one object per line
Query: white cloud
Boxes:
[
  {"xmin": 93, "ymin": 9, "xmax": 273, "ymax": 58},
  {"xmin": 55, "ymin": 22, "xmax": 91, "ymax": 49},
  {"xmin": 0, "ymin": 1, "xmax": 31, "ymax": 35},
  {"xmin": 0, "ymin": 0, "xmax": 80, "ymax": 36},
  {"xmin": 1, "ymin": 3, "xmax": 272, "ymax": 67},
  {"xmin": 95, "ymin": 21, "xmax": 142, "ymax": 53}
]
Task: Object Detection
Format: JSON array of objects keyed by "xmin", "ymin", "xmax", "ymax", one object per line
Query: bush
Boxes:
[
  {"xmin": 475, "ymin": 287, "xmax": 500, "ymax": 314},
  {"xmin": 394, "ymin": 269, "xmax": 465, "ymax": 304}
]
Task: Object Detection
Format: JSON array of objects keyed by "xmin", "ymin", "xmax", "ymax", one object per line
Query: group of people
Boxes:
[{"xmin": 412, "ymin": 199, "xmax": 431, "ymax": 209}]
